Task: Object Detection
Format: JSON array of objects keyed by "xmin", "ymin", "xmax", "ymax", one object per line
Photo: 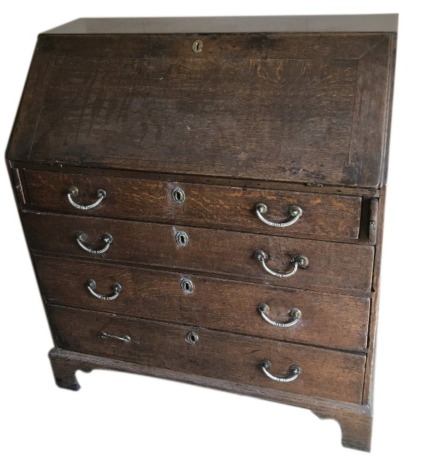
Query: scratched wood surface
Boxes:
[
  {"xmin": 7, "ymin": 33, "xmax": 394, "ymax": 188},
  {"xmin": 48, "ymin": 304, "xmax": 366, "ymax": 404},
  {"xmin": 35, "ymin": 255, "xmax": 370, "ymax": 351},
  {"xmin": 23, "ymin": 169, "xmax": 363, "ymax": 241},
  {"xmin": 23, "ymin": 211, "xmax": 374, "ymax": 295},
  {"xmin": 6, "ymin": 17, "xmax": 397, "ymax": 451}
]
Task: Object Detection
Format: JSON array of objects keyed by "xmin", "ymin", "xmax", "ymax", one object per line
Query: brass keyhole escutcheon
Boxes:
[
  {"xmin": 180, "ymin": 277, "xmax": 194, "ymax": 295},
  {"xmin": 192, "ymin": 39, "xmax": 203, "ymax": 53},
  {"xmin": 175, "ymin": 231, "xmax": 189, "ymax": 247},
  {"xmin": 172, "ymin": 187, "xmax": 186, "ymax": 204},
  {"xmin": 185, "ymin": 331, "xmax": 199, "ymax": 345}
]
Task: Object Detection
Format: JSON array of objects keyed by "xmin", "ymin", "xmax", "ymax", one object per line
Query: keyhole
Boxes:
[
  {"xmin": 175, "ymin": 231, "xmax": 189, "ymax": 247},
  {"xmin": 172, "ymin": 187, "xmax": 185, "ymax": 204},
  {"xmin": 186, "ymin": 331, "xmax": 199, "ymax": 344},
  {"xmin": 192, "ymin": 39, "xmax": 203, "ymax": 53},
  {"xmin": 180, "ymin": 277, "xmax": 194, "ymax": 295}
]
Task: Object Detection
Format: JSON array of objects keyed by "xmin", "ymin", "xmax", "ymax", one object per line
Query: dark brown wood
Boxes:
[
  {"xmin": 39, "ymin": 33, "xmax": 387, "ymax": 60},
  {"xmin": 363, "ymin": 187, "xmax": 387, "ymax": 404},
  {"xmin": 368, "ymin": 197, "xmax": 379, "ymax": 245},
  {"xmin": 48, "ymin": 305, "xmax": 366, "ymax": 404},
  {"xmin": 313, "ymin": 407, "xmax": 372, "ymax": 451},
  {"xmin": 49, "ymin": 347, "xmax": 373, "ymax": 450},
  {"xmin": 12, "ymin": 161, "xmax": 381, "ymax": 198},
  {"xmin": 6, "ymin": 16, "xmax": 396, "ymax": 452},
  {"xmin": 7, "ymin": 31, "xmax": 395, "ymax": 189},
  {"xmin": 10, "ymin": 168, "xmax": 27, "ymax": 205},
  {"xmin": 23, "ymin": 211, "xmax": 374, "ymax": 295},
  {"xmin": 380, "ymin": 35, "xmax": 397, "ymax": 186},
  {"xmin": 23, "ymin": 169, "xmax": 363, "ymax": 241},
  {"xmin": 348, "ymin": 36, "xmax": 392, "ymax": 187},
  {"xmin": 49, "ymin": 350, "xmax": 92, "ymax": 390},
  {"xmin": 5, "ymin": 44, "xmax": 54, "ymax": 161},
  {"xmin": 34, "ymin": 255, "xmax": 370, "ymax": 351}
]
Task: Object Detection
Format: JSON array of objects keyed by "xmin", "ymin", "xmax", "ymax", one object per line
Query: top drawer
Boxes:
[
  {"xmin": 7, "ymin": 33, "xmax": 395, "ymax": 188},
  {"xmin": 22, "ymin": 169, "xmax": 362, "ymax": 241}
]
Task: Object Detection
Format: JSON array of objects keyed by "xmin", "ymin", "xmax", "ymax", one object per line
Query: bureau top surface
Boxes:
[{"xmin": 43, "ymin": 15, "xmax": 398, "ymax": 35}]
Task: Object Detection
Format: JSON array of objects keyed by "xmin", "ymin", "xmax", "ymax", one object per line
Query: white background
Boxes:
[{"xmin": 1, "ymin": 1, "xmax": 429, "ymax": 468}]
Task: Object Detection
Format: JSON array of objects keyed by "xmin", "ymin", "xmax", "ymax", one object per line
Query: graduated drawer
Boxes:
[
  {"xmin": 48, "ymin": 305, "xmax": 366, "ymax": 404},
  {"xmin": 23, "ymin": 211, "xmax": 374, "ymax": 295},
  {"xmin": 35, "ymin": 255, "xmax": 370, "ymax": 351},
  {"xmin": 22, "ymin": 169, "xmax": 362, "ymax": 241}
]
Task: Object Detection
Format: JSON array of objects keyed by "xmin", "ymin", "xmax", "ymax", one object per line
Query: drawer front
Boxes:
[
  {"xmin": 23, "ymin": 211, "xmax": 374, "ymax": 295},
  {"xmin": 48, "ymin": 305, "xmax": 366, "ymax": 404},
  {"xmin": 23, "ymin": 170, "xmax": 362, "ymax": 241},
  {"xmin": 35, "ymin": 256, "xmax": 370, "ymax": 351}
]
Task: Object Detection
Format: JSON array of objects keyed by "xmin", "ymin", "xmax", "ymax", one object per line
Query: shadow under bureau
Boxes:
[{"xmin": 6, "ymin": 15, "xmax": 397, "ymax": 451}]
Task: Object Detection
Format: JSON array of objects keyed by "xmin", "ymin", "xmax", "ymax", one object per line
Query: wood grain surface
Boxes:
[
  {"xmin": 49, "ymin": 347, "xmax": 373, "ymax": 450},
  {"xmin": 48, "ymin": 305, "xmax": 366, "ymax": 404},
  {"xmin": 24, "ymin": 169, "xmax": 363, "ymax": 241},
  {"xmin": 6, "ymin": 16, "xmax": 397, "ymax": 451},
  {"xmin": 35, "ymin": 255, "xmax": 370, "ymax": 351},
  {"xmin": 23, "ymin": 211, "xmax": 374, "ymax": 295},
  {"xmin": 7, "ymin": 33, "xmax": 395, "ymax": 188}
]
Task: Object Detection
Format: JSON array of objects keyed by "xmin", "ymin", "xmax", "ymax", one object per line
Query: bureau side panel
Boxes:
[{"xmin": 362, "ymin": 187, "xmax": 386, "ymax": 404}]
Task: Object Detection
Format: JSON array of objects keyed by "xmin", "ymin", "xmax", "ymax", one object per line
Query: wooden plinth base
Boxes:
[{"xmin": 49, "ymin": 348, "xmax": 372, "ymax": 451}]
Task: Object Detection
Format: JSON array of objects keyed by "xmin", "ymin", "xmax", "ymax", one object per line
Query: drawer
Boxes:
[
  {"xmin": 23, "ymin": 211, "xmax": 374, "ymax": 295},
  {"xmin": 48, "ymin": 305, "xmax": 366, "ymax": 404},
  {"xmin": 23, "ymin": 169, "xmax": 362, "ymax": 241},
  {"xmin": 35, "ymin": 255, "xmax": 370, "ymax": 351}
]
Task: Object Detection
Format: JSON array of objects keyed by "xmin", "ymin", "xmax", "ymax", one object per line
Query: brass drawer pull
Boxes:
[
  {"xmin": 261, "ymin": 360, "xmax": 302, "ymax": 383},
  {"xmin": 76, "ymin": 232, "xmax": 113, "ymax": 254},
  {"xmin": 98, "ymin": 331, "xmax": 131, "ymax": 343},
  {"xmin": 255, "ymin": 203, "xmax": 303, "ymax": 228},
  {"xmin": 254, "ymin": 250, "xmax": 309, "ymax": 278},
  {"xmin": 86, "ymin": 279, "xmax": 122, "ymax": 301},
  {"xmin": 67, "ymin": 186, "xmax": 106, "ymax": 210},
  {"xmin": 258, "ymin": 303, "xmax": 302, "ymax": 328}
]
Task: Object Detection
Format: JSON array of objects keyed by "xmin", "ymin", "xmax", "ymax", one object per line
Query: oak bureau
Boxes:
[{"xmin": 6, "ymin": 15, "xmax": 397, "ymax": 451}]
